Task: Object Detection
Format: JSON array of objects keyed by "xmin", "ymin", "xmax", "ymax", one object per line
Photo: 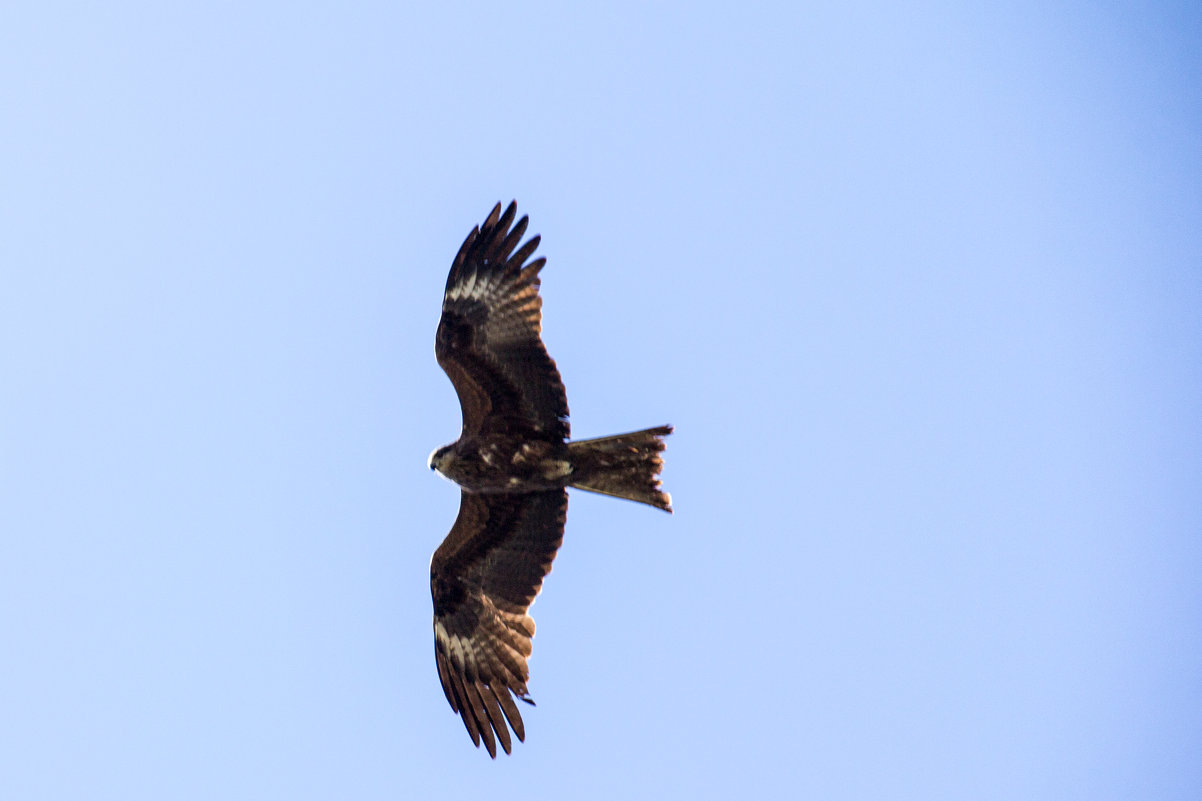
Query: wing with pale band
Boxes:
[
  {"xmin": 435, "ymin": 202, "xmax": 569, "ymax": 439},
  {"xmin": 429, "ymin": 490, "xmax": 568, "ymax": 757}
]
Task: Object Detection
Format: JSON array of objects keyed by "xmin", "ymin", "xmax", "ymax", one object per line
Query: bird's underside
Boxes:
[
  {"xmin": 430, "ymin": 430, "xmax": 672, "ymax": 506},
  {"xmin": 427, "ymin": 201, "xmax": 671, "ymax": 757}
]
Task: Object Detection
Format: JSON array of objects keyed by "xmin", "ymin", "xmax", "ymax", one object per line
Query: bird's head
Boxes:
[{"xmin": 428, "ymin": 444, "xmax": 455, "ymax": 475}]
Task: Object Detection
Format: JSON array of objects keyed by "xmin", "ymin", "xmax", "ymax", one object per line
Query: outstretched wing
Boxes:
[
  {"xmin": 435, "ymin": 202, "xmax": 569, "ymax": 439},
  {"xmin": 430, "ymin": 490, "xmax": 568, "ymax": 757}
]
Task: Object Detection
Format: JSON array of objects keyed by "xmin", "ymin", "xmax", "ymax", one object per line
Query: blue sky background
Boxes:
[{"xmin": 2, "ymin": 2, "xmax": 1200, "ymax": 798}]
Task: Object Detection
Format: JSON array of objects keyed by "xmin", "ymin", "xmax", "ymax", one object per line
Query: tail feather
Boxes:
[{"xmin": 567, "ymin": 425, "xmax": 673, "ymax": 512}]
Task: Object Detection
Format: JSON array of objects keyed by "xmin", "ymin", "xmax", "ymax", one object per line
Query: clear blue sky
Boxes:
[{"xmin": 2, "ymin": 2, "xmax": 1199, "ymax": 799}]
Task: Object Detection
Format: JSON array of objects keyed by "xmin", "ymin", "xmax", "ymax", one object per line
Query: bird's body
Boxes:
[
  {"xmin": 426, "ymin": 202, "xmax": 672, "ymax": 757},
  {"xmin": 429, "ymin": 434, "xmax": 571, "ymax": 493}
]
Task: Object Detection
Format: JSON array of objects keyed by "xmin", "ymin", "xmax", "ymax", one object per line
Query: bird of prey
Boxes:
[{"xmin": 427, "ymin": 202, "xmax": 672, "ymax": 757}]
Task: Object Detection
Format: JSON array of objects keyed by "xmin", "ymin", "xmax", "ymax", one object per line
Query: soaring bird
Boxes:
[{"xmin": 427, "ymin": 202, "xmax": 672, "ymax": 757}]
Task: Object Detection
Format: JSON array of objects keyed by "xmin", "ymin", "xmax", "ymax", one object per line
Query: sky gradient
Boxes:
[{"xmin": 3, "ymin": 2, "xmax": 1200, "ymax": 799}]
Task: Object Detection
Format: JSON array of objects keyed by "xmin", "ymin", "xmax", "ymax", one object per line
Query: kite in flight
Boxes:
[{"xmin": 427, "ymin": 202, "xmax": 672, "ymax": 757}]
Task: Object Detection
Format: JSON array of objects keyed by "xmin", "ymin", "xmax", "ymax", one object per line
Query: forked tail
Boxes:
[{"xmin": 568, "ymin": 425, "xmax": 673, "ymax": 512}]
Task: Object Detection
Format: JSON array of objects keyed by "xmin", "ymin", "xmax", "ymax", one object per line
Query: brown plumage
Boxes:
[{"xmin": 427, "ymin": 202, "xmax": 672, "ymax": 757}]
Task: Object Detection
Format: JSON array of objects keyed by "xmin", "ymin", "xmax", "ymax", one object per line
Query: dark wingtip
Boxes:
[{"xmin": 493, "ymin": 201, "xmax": 517, "ymax": 237}]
